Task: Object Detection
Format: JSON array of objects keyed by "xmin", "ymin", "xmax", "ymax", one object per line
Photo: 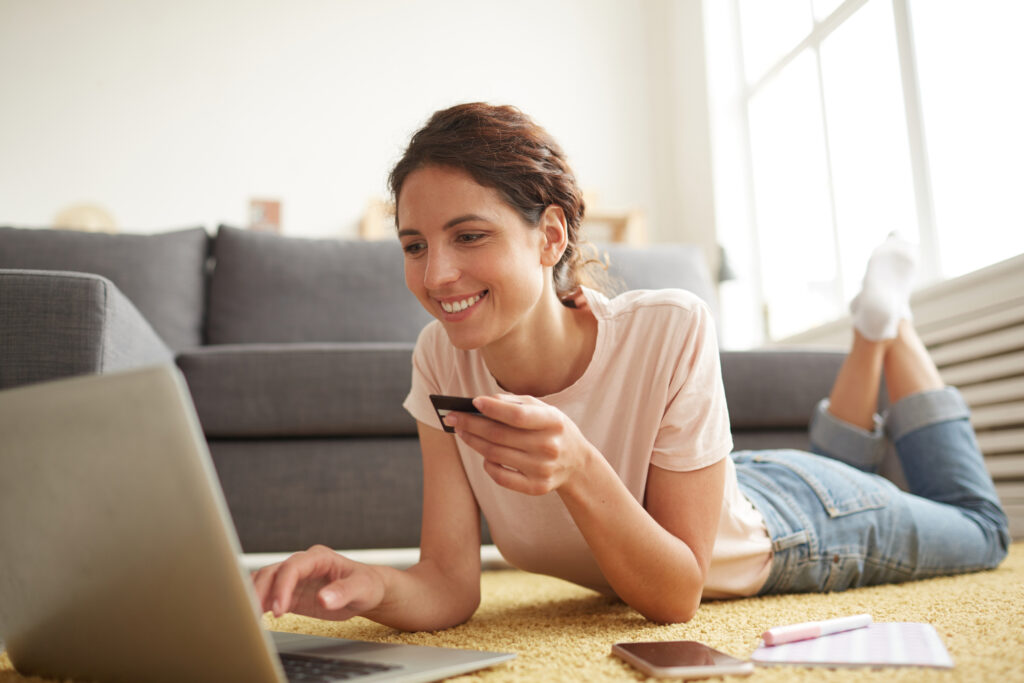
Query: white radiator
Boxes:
[{"xmin": 775, "ymin": 253, "xmax": 1024, "ymax": 539}]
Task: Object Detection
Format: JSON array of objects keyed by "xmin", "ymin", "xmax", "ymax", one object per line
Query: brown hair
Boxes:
[{"xmin": 388, "ymin": 102, "xmax": 608, "ymax": 298}]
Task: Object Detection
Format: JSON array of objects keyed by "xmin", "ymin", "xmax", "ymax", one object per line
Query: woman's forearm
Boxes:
[
  {"xmin": 363, "ymin": 558, "xmax": 481, "ymax": 632},
  {"xmin": 557, "ymin": 449, "xmax": 706, "ymax": 623}
]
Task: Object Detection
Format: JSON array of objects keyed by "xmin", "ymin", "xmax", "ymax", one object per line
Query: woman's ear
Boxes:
[{"xmin": 538, "ymin": 205, "xmax": 568, "ymax": 267}]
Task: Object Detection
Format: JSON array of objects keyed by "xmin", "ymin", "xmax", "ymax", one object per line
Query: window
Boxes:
[{"xmin": 705, "ymin": 0, "xmax": 1024, "ymax": 345}]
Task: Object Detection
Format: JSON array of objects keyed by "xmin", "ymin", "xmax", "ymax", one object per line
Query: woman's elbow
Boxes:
[
  {"xmin": 434, "ymin": 588, "xmax": 481, "ymax": 630},
  {"xmin": 407, "ymin": 592, "xmax": 479, "ymax": 632},
  {"xmin": 637, "ymin": 596, "xmax": 701, "ymax": 625},
  {"xmin": 454, "ymin": 591, "xmax": 483, "ymax": 626}
]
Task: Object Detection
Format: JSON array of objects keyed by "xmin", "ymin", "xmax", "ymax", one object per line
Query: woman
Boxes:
[{"xmin": 253, "ymin": 103, "xmax": 1009, "ymax": 629}]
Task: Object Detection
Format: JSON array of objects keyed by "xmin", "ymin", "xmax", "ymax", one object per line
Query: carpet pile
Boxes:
[{"xmin": 2, "ymin": 543, "xmax": 1022, "ymax": 682}]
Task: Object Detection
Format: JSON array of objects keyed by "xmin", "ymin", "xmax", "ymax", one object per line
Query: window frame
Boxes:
[{"xmin": 727, "ymin": 0, "xmax": 938, "ymax": 342}]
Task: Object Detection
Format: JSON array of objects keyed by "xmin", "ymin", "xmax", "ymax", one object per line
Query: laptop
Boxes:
[{"xmin": 0, "ymin": 365, "xmax": 514, "ymax": 683}]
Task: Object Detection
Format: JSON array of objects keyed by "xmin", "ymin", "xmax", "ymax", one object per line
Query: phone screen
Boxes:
[{"xmin": 612, "ymin": 641, "xmax": 753, "ymax": 679}]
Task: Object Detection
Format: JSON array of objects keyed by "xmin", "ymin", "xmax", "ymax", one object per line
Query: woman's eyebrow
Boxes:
[
  {"xmin": 398, "ymin": 214, "xmax": 491, "ymax": 238},
  {"xmin": 443, "ymin": 214, "xmax": 490, "ymax": 229}
]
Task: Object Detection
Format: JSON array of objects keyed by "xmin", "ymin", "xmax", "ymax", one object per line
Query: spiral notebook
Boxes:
[{"xmin": 752, "ymin": 622, "xmax": 953, "ymax": 669}]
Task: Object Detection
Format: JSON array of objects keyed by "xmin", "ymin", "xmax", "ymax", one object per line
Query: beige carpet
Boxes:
[{"xmin": 3, "ymin": 543, "xmax": 1023, "ymax": 682}]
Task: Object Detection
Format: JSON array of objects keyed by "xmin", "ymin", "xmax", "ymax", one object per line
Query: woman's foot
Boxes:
[{"xmin": 850, "ymin": 234, "xmax": 917, "ymax": 341}]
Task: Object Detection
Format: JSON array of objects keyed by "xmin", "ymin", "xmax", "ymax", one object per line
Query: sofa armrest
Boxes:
[{"xmin": 0, "ymin": 269, "xmax": 173, "ymax": 389}]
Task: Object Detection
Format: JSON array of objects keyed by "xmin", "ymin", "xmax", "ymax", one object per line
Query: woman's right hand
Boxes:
[{"xmin": 251, "ymin": 544, "xmax": 387, "ymax": 622}]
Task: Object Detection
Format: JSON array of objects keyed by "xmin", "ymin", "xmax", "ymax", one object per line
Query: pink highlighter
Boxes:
[{"xmin": 761, "ymin": 613, "xmax": 873, "ymax": 646}]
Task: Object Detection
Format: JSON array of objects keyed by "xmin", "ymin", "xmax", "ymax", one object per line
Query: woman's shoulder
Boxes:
[
  {"xmin": 587, "ymin": 288, "xmax": 716, "ymax": 357},
  {"xmin": 597, "ymin": 287, "xmax": 712, "ymax": 323}
]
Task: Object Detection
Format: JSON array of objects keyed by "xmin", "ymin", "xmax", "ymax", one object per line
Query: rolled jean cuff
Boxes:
[
  {"xmin": 884, "ymin": 386, "xmax": 970, "ymax": 442},
  {"xmin": 809, "ymin": 398, "xmax": 888, "ymax": 472}
]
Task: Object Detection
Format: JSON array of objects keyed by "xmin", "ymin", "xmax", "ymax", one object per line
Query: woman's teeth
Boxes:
[{"xmin": 441, "ymin": 292, "xmax": 485, "ymax": 313}]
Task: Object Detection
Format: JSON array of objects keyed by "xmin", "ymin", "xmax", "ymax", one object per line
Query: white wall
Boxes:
[{"xmin": 0, "ymin": 0, "xmax": 717, "ymax": 248}]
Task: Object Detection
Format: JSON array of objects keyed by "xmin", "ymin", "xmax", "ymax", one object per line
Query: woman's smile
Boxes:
[{"xmin": 437, "ymin": 290, "xmax": 489, "ymax": 317}]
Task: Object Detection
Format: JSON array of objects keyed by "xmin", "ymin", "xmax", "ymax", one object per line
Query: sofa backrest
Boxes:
[
  {"xmin": 721, "ymin": 349, "xmax": 846, "ymax": 452},
  {"xmin": 205, "ymin": 227, "xmax": 721, "ymax": 345},
  {"xmin": 0, "ymin": 224, "xmax": 721, "ymax": 349},
  {"xmin": 0, "ymin": 226, "xmax": 210, "ymax": 350},
  {"xmin": 206, "ymin": 225, "xmax": 434, "ymax": 344}
]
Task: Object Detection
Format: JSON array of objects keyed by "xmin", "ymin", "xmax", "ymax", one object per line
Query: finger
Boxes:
[
  {"xmin": 251, "ymin": 563, "xmax": 283, "ymax": 611},
  {"xmin": 268, "ymin": 561, "xmax": 303, "ymax": 617},
  {"xmin": 319, "ymin": 565, "xmax": 386, "ymax": 619},
  {"xmin": 268, "ymin": 548, "xmax": 330, "ymax": 617},
  {"xmin": 254, "ymin": 566, "xmax": 287, "ymax": 613},
  {"xmin": 318, "ymin": 580, "xmax": 350, "ymax": 611},
  {"xmin": 451, "ymin": 410, "xmax": 518, "ymax": 442},
  {"xmin": 317, "ymin": 575, "xmax": 368, "ymax": 614},
  {"xmin": 455, "ymin": 411, "xmax": 562, "ymax": 463},
  {"xmin": 457, "ymin": 429, "xmax": 529, "ymax": 472},
  {"xmin": 470, "ymin": 395, "xmax": 551, "ymax": 431},
  {"xmin": 481, "ymin": 459, "xmax": 534, "ymax": 494},
  {"xmin": 453, "ymin": 414, "xmax": 549, "ymax": 464}
]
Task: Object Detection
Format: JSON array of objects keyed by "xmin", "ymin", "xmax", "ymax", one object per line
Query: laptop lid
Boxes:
[{"xmin": 0, "ymin": 365, "xmax": 512, "ymax": 683}]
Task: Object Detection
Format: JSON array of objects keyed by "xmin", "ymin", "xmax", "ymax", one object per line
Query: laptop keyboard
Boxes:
[{"xmin": 279, "ymin": 652, "xmax": 402, "ymax": 681}]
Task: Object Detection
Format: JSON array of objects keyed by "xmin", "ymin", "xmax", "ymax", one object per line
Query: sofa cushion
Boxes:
[
  {"xmin": 207, "ymin": 226, "xmax": 433, "ymax": 344},
  {"xmin": 0, "ymin": 226, "xmax": 209, "ymax": 350},
  {"xmin": 176, "ymin": 343, "xmax": 417, "ymax": 438},
  {"xmin": 208, "ymin": 437, "xmax": 426, "ymax": 552}
]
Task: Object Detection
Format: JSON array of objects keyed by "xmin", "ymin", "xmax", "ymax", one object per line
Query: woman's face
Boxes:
[{"xmin": 397, "ymin": 165, "xmax": 558, "ymax": 351}]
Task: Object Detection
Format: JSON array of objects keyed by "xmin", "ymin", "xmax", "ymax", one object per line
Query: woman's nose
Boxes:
[{"xmin": 423, "ymin": 247, "xmax": 459, "ymax": 289}]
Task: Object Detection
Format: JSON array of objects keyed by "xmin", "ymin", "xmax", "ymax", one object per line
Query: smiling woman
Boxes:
[{"xmin": 250, "ymin": 103, "xmax": 1009, "ymax": 633}]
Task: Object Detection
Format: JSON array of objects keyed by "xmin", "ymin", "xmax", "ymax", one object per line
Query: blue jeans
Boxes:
[{"xmin": 733, "ymin": 387, "xmax": 1010, "ymax": 594}]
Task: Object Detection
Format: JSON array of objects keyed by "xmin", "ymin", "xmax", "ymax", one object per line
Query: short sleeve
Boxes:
[
  {"xmin": 402, "ymin": 321, "xmax": 447, "ymax": 429},
  {"xmin": 649, "ymin": 299, "xmax": 733, "ymax": 472}
]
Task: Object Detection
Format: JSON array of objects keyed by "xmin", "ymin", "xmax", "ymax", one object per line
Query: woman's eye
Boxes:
[
  {"xmin": 456, "ymin": 233, "xmax": 485, "ymax": 244},
  {"xmin": 402, "ymin": 242, "xmax": 426, "ymax": 255}
]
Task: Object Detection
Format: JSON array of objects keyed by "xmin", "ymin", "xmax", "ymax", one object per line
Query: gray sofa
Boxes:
[{"xmin": 0, "ymin": 225, "xmax": 844, "ymax": 554}]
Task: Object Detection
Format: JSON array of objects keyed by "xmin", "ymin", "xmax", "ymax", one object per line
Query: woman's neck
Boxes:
[{"xmin": 481, "ymin": 291, "xmax": 598, "ymax": 397}]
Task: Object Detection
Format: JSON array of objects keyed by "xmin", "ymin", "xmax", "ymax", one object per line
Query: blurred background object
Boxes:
[{"xmin": 52, "ymin": 203, "xmax": 118, "ymax": 233}]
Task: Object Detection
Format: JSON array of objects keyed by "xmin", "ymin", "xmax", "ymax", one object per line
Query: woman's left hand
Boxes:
[{"xmin": 444, "ymin": 394, "xmax": 595, "ymax": 496}]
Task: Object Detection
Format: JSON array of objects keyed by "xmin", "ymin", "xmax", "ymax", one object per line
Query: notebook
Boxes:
[
  {"xmin": 0, "ymin": 365, "xmax": 514, "ymax": 683},
  {"xmin": 752, "ymin": 622, "xmax": 953, "ymax": 669}
]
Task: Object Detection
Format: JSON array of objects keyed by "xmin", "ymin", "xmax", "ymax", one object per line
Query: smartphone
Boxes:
[{"xmin": 612, "ymin": 641, "xmax": 753, "ymax": 679}]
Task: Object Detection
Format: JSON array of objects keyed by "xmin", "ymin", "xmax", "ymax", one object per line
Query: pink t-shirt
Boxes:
[{"xmin": 403, "ymin": 287, "xmax": 772, "ymax": 599}]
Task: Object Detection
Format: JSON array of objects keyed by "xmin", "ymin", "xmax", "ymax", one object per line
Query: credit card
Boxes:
[{"xmin": 429, "ymin": 394, "xmax": 482, "ymax": 433}]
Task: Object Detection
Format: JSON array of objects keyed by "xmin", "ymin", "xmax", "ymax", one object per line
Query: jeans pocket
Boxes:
[{"xmin": 751, "ymin": 450, "xmax": 889, "ymax": 518}]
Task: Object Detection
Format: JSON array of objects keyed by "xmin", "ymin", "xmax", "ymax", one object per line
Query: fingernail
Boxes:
[
  {"xmin": 321, "ymin": 589, "xmax": 342, "ymax": 609},
  {"xmin": 272, "ymin": 600, "xmax": 282, "ymax": 615},
  {"xmin": 444, "ymin": 414, "xmax": 458, "ymax": 427}
]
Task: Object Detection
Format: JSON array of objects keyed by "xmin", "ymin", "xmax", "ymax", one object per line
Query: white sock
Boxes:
[{"xmin": 850, "ymin": 234, "xmax": 917, "ymax": 341}]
